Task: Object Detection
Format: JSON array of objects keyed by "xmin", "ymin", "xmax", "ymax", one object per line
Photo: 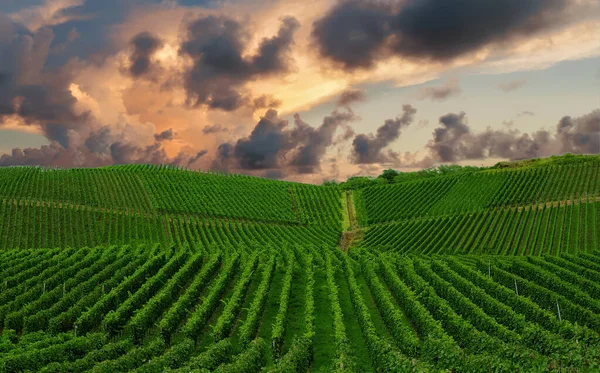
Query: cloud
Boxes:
[
  {"xmin": 214, "ymin": 106, "xmax": 358, "ymax": 174},
  {"xmin": 253, "ymin": 94, "xmax": 282, "ymax": 109},
  {"xmin": 416, "ymin": 78, "xmax": 461, "ymax": 101},
  {"xmin": 0, "ymin": 123, "xmax": 204, "ymax": 167},
  {"xmin": 426, "ymin": 108, "xmax": 600, "ymax": 163},
  {"xmin": 180, "ymin": 14, "xmax": 300, "ymax": 111},
  {"xmin": 337, "ymin": 88, "xmax": 366, "ymax": 107},
  {"xmin": 499, "ymin": 78, "xmax": 527, "ymax": 92},
  {"xmin": 517, "ymin": 111, "xmax": 535, "ymax": 117},
  {"xmin": 290, "ymin": 109, "xmax": 357, "ymax": 173},
  {"xmin": 128, "ymin": 31, "xmax": 163, "ymax": 77},
  {"xmin": 202, "ymin": 124, "xmax": 225, "ymax": 134},
  {"xmin": 153, "ymin": 128, "xmax": 174, "ymax": 141},
  {"xmin": 555, "ymin": 110, "xmax": 600, "ymax": 155},
  {"xmin": 0, "ymin": 13, "xmax": 90, "ymax": 147},
  {"xmin": 351, "ymin": 104, "xmax": 417, "ymax": 163},
  {"xmin": 311, "ymin": 0, "xmax": 570, "ymax": 70}
]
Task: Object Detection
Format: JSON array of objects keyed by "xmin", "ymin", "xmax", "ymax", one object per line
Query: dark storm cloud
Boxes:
[
  {"xmin": 41, "ymin": 0, "xmax": 151, "ymax": 68},
  {"xmin": 426, "ymin": 108, "xmax": 600, "ymax": 163},
  {"xmin": 229, "ymin": 109, "xmax": 290, "ymax": 170},
  {"xmin": 499, "ymin": 78, "xmax": 527, "ymax": 92},
  {"xmin": 351, "ymin": 104, "xmax": 416, "ymax": 163},
  {"xmin": 215, "ymin": 107, "xmax": 358, "ymax": 173},
  {"xmin": 129, "ymin": 32, "xmax": 163, "ymax": 77},
  {"xmin": 180, "ymin": 15, "xmax": 300, "ymax": 111},
  {"xmin": 417, "ymin": 79, "xmax": 461, "ymax": 101},
  {"xmin": 337, "ymin": 88, "xmax": 366, "ymax": 107},
  {"xmin": 251, "ymin": 16, "xmax": 300, "ymax": 74},
  {"xmin": 290, "ymin": 110, "xmax": 357, "ymax": 173},
  {"xmin": 0, "ymin": 13, "xmax": 90, "ymax": 147},
  {"xmin": 311, "ymin": 0, "xmax": 568, "ymax": 70},
  {"xmin": 153, "ymin": 128, "xmax": 174, "ymax": 141}
]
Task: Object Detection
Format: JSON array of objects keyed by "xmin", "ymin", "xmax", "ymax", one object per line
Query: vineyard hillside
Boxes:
[
  {"xmin": 351, "ymin": 157, "xmax": 599, "ymax": 255},
  {"xmin": 1, "ymin": 154, "xmax": 599, "ymax": 372}
]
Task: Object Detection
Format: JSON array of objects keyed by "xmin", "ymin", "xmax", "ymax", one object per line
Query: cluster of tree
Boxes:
[{"xmin": 326, "ymin": 165, "xmax": 483, "ymax": 190}]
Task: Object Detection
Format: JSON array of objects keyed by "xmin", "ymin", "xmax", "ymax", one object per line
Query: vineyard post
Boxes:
[
  {"xmin": 513, "ymin": 277, "xmax": 519, "ymax": 296},
  {"xmin": 556, "ymin": 300, "xmax": 562, "ymax": 322},
  {"xmin": 43, "ymin": 282, "xmax": 46, "ymax": 294},
  {"xmin": 488, "ymin": 262, "xmax": 491, "ymax": 278}
]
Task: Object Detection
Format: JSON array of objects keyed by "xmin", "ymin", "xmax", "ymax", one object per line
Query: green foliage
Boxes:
[
  {"xmin": 212, "ymin": 338, "xmax": 266, "ymax": 373},
  {"xmin": 270, "ymin": 257, "xmax": 294, "ymax": 360},
  {"xmin": 0, "ymin": 154, "xmax": 599, "ymax": 372},
  {"xmin": 378, "ymin": 169, "xmax": 398, "ymax": 183}
]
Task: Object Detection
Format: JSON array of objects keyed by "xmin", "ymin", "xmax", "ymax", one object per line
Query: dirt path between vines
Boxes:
[{"xmin": 339, "ymin": 191, "xmax": 363, "ymax": 251}]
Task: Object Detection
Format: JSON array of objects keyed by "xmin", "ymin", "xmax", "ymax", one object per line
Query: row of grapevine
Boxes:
[
  {"xmin": 127, "ymin": 252, "xmax": 204, "ymax": 343},
  {"xmin": 359, "ymin": 199, "xmax": 598, "ymax": 255},
  {"xmin": 0, "ymin": 200, "xmax": 343, "ymax": 252},
  {"xmin": 358, "ymin": 256, "xmax": 419, "ymax": 357},
  {"xmin": 292, "ymin": 185, "xmax": 342, "ymax": 227},
  {"xmin": 2, "ymin": 246, "xmax": 600, "ymax": 371},
  {"xmin": 361, "ymin": 160, "xmax": 599, "ymax": 223},
  {"xmin": 338, "ymin": 250, "xmax": 419, "ymax": 372},
  {"xmin": 324, "ymin": 252, "xmax": 354, "ymax": 371},
  {"xmin": 239, "ymin": 255, "xmax": 277, "ymax": 346},
  {"xmin": 0, "ymin": 167, "xmax": 153, "ymax": 212},
  {"xmin": 158, "ymin": 253, "xmax": 222, "ymax": 342},
  {"xmin": 270, "ymin": 255, "xmax": 294, "ymax": 360},
  {"xmin": 0, "ymin": 202, "xmax": 165, "ymax": 250},
  {"xmin": 0, "ymin": 165, "xmax": 345, "ymax": 242},
  {"xmin": 211, "ymin": 254, "xmax": 259, "ymax": 341},
  {"xmin": 181, "ymin": 254, "xmax": 240, "ymax": 341}
]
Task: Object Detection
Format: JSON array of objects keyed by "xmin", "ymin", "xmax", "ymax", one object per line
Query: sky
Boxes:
[{"xmin": 0, "ymin": 0, "xmax": 598, "ymax": 183}]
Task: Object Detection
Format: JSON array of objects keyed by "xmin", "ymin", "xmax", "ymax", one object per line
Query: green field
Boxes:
[{"xmin": 1, "ymin": 155, "xmax": 599, "ymax": 372}]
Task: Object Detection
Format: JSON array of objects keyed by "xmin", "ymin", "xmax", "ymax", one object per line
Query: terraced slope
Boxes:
[
  {"xmin": 358, "ymin": 199, "xmax": 599, "ymax": 255},
  {"xmin": 1, "ymin": 246, "xmax": 600, "ymax": 372},
  {"xmin": 0, "ymin": 165, "xmax": 341, "ymax": 226},
  {"xmin": 358, "ymin": 160, "xmax": 599, "ymax": 224},
  {"xmin": 0, "ymin": 166, "xmax": 342, "ymax": 250},
  {"xmin": 352, "ymin": 158, "xmax": 599, "ymax": 255}
]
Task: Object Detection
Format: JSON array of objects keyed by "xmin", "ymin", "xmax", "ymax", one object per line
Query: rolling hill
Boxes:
[{"xmin": 0, "ymin": 154, "xmax": 599, "ymax": 372}]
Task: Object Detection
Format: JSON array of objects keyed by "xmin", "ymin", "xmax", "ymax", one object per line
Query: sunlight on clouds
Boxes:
[
  {"xmin": 478, "ymin": 20, "xmax": 600, "ymax": 74},
  {"xmin": 9, "ymin": 0, "xmax": 86, "ymax": 32},
  {"xmin": 0, "ymin": 116, "xmax": 44, "ymax": 135},
  {"xmin": 69, "ymin": 83, "xmax": 101, "ymax": 117}
]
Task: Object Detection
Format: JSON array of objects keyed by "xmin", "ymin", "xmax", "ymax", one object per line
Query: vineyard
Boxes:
[
  {"xmin": 1, "ymin": 246, "xmax": 600, "ymax": 372},
  {"xmin": 1, "ymin": 154, "xmax": 600, "ymax": 372}
]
